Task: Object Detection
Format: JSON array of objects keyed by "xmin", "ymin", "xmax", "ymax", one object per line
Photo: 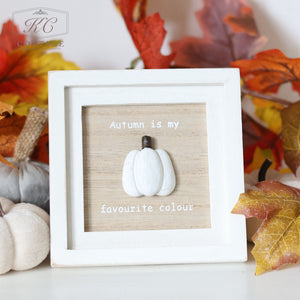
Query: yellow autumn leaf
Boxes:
[
  {"xmin": 232, "ymin": 180, "xmax": 300, "ymax": 275},
  {"xmin": 0, "ymin": 40, "xmax": 80, "ymax": 116},
  {"xmin": 252, "ymin": 97, "xmax": 283, "ymax": 134}
]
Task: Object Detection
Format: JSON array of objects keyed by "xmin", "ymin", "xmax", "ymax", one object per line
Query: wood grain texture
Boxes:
[{"xmin": 82, "ymin": 103, "xmax": 210, "ymax": 231}]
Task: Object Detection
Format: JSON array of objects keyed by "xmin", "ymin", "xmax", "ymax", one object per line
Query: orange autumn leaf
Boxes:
[
  {"xmin": 232, "ymin": 180, "xmax": 300, "ymax": 275},
  {"xmin": 232, "ymin": 49, "xmax": 300, "ymax": 95},
  {"xmin": 223, "ymin": 6, "xmax": 259, "ymax": 37},
  {"xmin": 0, "ymin": 114, "xmax": 26, "ymax": 157},
  {"xmin": 116, "ymin": 0, "xmax": 175, "ymax": 68},
  {"xmin": 0, "ymin": 41, "xmax": 80, "ymax": 115}
]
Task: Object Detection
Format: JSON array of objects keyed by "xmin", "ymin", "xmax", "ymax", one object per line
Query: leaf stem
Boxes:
[
  {"xmin": 258, "ymin": 159, "xmax": 273, "ymax": 182},
  {"xmin": 242, "ymin": 87, "xmax": 292, "ymax": 106}
]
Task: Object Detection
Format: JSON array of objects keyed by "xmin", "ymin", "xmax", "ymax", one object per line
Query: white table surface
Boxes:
[{"xmin": 0, "ymin": 243, "xmax": 299, "ymax": 300}]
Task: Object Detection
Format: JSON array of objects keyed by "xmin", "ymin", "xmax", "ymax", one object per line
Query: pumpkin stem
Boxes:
[
  {"xmin": 258, "ymin": 159, "xmax": 272, "ymax": 182},
  {"xmin": 142, "ymin": 136, "xmax": 152, "ymax": 149},
  {"xmin": 0, "ymin": 202, "xmax": 5, "ymax": 217},
  {"xmin": 13, "ymin": 107, "xmax": 48, "ymax": 162}
]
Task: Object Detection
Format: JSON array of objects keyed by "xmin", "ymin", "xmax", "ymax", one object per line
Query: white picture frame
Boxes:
[{"xmin": 49, "ymin": 69, "xmax": 247, "ymax": 267}]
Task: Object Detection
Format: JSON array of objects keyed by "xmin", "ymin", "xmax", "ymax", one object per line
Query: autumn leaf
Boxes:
[
  {"xmin": 232, "ymin": 180, "xmax": 300, "ymax": 275},
  {"xmin": 0, "ymin": 20, "xmax": 26, "ymax": 52},
  {"xmin": 0, "ymin": 41, "xmax": 80, "ymax": 116},
  {"xmin": 244, "ymin": 131, "xmax": 284, "ymax": 173},
  {"xmin": 0, "ymin": 114, "xmax": 26, "ymax": 157},
  {"xmin": 223, "ymin": 6, "xmax": 258, "ymax": 36},
  {"xmin": 232, "ymin": 49, "xmax": 300, "ymax": 95},
  {"xmin": 242, "ymin": 96, "xmax": 283, "ymax": 135},
  {"xmin": 170, "ymin": 0, "xmax": 267, "ymax": 68},
  {"xmin": 281, "ymin": 101, "xmax": 300, "ymax": 175},
  {"xmin": 115, "ymin": 0, "xmax": 175, "ymax": 68}
]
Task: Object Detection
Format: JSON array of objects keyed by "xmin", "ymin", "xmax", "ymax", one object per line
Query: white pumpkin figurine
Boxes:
[
  {"xmin": 245, "ymin": 159, "xmax": 300, "ymax": 241},
  {"xmin": 0, "ymin": 107, "xmax": 49, "ymax": 212},
  {"xmin": 122, "ymin": 136, "xmax": 176, "ymax": 197},
  {"xmin": 0, "ymin": 197, "xmax": 50, "ymax": 275}
]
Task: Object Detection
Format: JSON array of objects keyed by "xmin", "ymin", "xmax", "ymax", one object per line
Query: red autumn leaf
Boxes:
[
  {"xmin": 116, "ymin": 0, "xmax": 175, "ymax": 68},
  {"xmin": 170, "ymin": 0, "xmax": 267, "ymax": 68},
  {"xmin": 232, "ymin": 49, "xmax": 300, "ymax": 95},
  {"xmin": 0, "ymin": 20, "xmax": 26, "ymax": 52},
  {"xmin": 232, "ymin": 180, "xmax": 300, "ymax": 275}
]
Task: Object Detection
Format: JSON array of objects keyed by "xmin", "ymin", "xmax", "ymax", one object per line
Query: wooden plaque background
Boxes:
[{"xmin": 82, "ymin": 103, "xmax": 210, "ymax": 231}]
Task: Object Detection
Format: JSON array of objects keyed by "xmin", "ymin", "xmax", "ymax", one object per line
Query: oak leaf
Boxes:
[
  {"xmin": 170, "ymin": 0, "xmax": 267, "ymax": 68},
  {"xmin": 232, "ymin": 49, "xmax": 300, "ymax": 95},
  {"xmin": 232, "ymin": 180, "xmax": 300, "ymax": 275},
  {"xmin": 281, "ymin": 101, "xmax": 300, "ymax": 175},
  {"xmin": 115, "ymin": 0, "xmax": 175, "ymax": 68}
]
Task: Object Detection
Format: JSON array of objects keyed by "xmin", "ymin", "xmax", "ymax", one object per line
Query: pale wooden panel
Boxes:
[{"xmin": 82, "ymin": 103, "xmax": 210, "ymax": 231}]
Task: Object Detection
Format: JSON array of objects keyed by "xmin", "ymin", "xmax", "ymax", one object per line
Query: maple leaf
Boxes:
[
  {"xmin": 281, "ymin": 101, "xmax": 300, "ymax": 175},
  {"xmin": 115, "ymin": 0, "xmax": 175, "ymax": 68},
  {"xmin": 0, "ymin": 40, "xmax": 80, "ymax": 116},
  {"xmin": 232, "ymin": 49, "xmax": 300, "ymax": 95},
  {"xmin": 232, "ymin": 180, "xmax": 300, "ymax": 275},
  {"xmin": 170, "ymin": 0, "xmax": 267, "ymax": 68},
  {"xmin": 0, "ymin": 20, "xmax": 26, "ymax": 52}
]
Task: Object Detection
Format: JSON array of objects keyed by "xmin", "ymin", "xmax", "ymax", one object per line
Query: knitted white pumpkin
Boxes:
[
  {"xmin": 0, "ymin": 197, "xmax": 50, "ymax": 275},
  {"xmin": 0, "ymin": 107, "xmax": 49, "ymax": 212}
]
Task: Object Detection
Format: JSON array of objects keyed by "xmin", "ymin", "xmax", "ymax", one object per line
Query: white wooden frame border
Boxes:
[{"xmin": 49, "ymin": 69, "xmax": 247, "ymax": 267}]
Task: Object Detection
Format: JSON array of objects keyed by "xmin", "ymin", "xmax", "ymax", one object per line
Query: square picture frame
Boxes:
[{"xmin": 49, "ymin": 69, "xmax": 247, "ymax": 267}]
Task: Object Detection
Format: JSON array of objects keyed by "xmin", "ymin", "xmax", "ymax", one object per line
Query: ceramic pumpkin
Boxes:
[
  {"xmin": 0, "ymin": 197, "xmax": 50, "ymax": 275},
  {"xmin": 245, "ymin": 159, "xmax": 300, "ymax": 241},
  {"xmin": 0, "ymin": 107, "xmax": 49, "ymax": 212},
  {"xmin": 122, "ymin": 136, "xmax": 176, "ymax": 197}
]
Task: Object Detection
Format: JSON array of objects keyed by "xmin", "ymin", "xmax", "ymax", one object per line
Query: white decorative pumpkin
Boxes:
[
  {"xmin": 0, "ymin": 197, "xmax": 50, "ymax": 275},
  {"xmin": 122, "ymin": 136, "xmax": 176, "ymax": 197},
  {"xmin": 0, "ymin": 107, "xmax": 49, "ymax": 212},
  {"xmin": 245, "ymin": 159, "xmax": 300, "ymax": 241}
]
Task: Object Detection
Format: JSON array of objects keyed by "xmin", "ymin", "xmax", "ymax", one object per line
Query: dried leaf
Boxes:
[
  {"xmin": 232, "ymin": 49, "xmax": 300, "ymax": 95},
  {"xmin": 0, "ymin": 153, "xmax": 17, "ymax": 170},
  {"xmin": 232, "ymin": 180, "xmax": 300, "ymax": 275},
  {"xmin": 281, "ymin": 101, "xmax": 300, "ymax": 175},
  {"xmin": 116, "ymin": 0, "xmax": 175, "ymax": 68},
  {"xmin": 170, "ymin": 0, "xmax": 267, "ymax": 68}
]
